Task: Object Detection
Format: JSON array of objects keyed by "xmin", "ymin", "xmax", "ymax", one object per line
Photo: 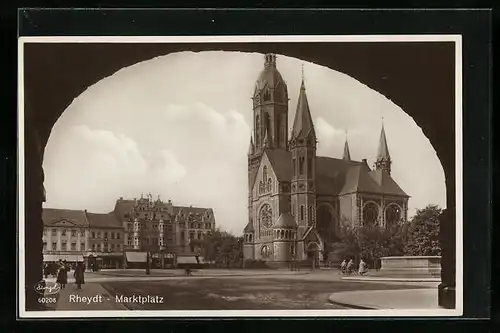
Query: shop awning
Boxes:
[
  {"xmin": 43, "ymin": 254, "xmax": 83, "ymax": 262},
  {"xmin": 176, "ymin": 256, "xmax": 198, "ymax": 264},
  {"xmin": 125, "ymin": 252, "xmax": 147, "ymax": 263}
]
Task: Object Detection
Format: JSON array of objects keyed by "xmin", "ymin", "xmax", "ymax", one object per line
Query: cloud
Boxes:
[{"xmin": 43, "ymin": 51, "xmax": 446, "ymax": 234}]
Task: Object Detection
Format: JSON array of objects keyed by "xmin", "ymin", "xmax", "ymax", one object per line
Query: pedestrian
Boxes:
[
  {"xmin": 358, "ymin": 258, "xmax": 368, "ymax": 276},
  {"xmin": 73, "ymin": 261, "xmax": 85, "ymax": 290},
  {"xmin": 346, "ymin": 258, "xmax": 354, "ymax": 275},
  {"xmin": 43, "ymin": 263, "xmax": 49, "ymax": 278},
  {"xmin": 340, "ymin": 259, "xmax": 347, "ymax": 275},
  {"xmin": 56, "ymin": 260, "xmax": 68, "ymax": 289}
]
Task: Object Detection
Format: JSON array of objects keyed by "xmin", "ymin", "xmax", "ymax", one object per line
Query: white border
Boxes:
[{"xmin": 18, "ymin": 34, "xmax": 463, "ymax": 318}]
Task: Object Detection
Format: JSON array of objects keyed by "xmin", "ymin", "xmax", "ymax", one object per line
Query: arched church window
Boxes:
[
  {"xmin": 385, "ymin": 204, "xmax": 402, "ymax": 227},
  {"xmin": 267, "ymin": 178, "xmax": 272, "ymax": 192},
  {"xmin": 249, "ymin": 234, "xmax": 253, "ymax": 242},
  {"xmin": 292, "ymin": 158, "xmax": 296, "ymax": 176},
  {"xmin": 259, "ymin": 204, "xmax": 273, "ymax": 229},
  {"xmin": 363, "ymin": 202, "xmax": 379, "ymax": 226},
  {"xmin": 263, "ymin": 165, "xmax": 268, "ymax": 182},
  {"xmin": 261, "ymin": 245, "xmax": 270, "ymax": 258},
  {"xmin": 299, "ymin": 157, "xmax": 305, "ymax": 175},
  {"xmin": 300, "ymin": 205, "xmax": 304, "ymax": 222}
]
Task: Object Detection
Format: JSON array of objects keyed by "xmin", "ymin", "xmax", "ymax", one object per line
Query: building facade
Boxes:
[
  {"xmin": 42, "ymin": 196, "xmax": 216, "ymax": 267},
  {"xmin": 243, "ymin": 54, "xmax": 410, "ymax": 265}
]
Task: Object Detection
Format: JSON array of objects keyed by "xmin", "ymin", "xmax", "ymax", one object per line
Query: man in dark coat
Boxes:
[{"xmin": 73, "ymin": 261, "xmax": 85, "ymax": 290}]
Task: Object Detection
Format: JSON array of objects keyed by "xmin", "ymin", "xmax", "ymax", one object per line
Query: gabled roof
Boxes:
[
  {"xmin": 315, "ymin": 157, "xmax": 407, "ymax": 197},
  {"xmin": 315, "ymin": 157, "xmax": 363, "ymax": 195},
  {"xmin": 265, "ymin": 149, "xmax": 292, "ymax": 182},
  {"xmin": 368, "ymin": 169, "xmax": 409, "ymax": 197},
  {"xmin": 42, "ymin": 208, "xmax": 89, "ymax": 227},
  {"xmin": 86, "ymin": 212, "xmax": 122, "ymax": 229},
  {"xmin": 339, "ymin": 162, "xmax": 382, "ymax": 195}
]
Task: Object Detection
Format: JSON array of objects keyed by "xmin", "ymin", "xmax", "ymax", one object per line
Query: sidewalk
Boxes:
[
  {"xmin": 95, "ymin": 268, "xmax": 309, "ymax": 278},
  {"xmin": 55, "ymin": 282, "xmax": 128, "ymax": 310},
  {"xmin": 328, "ymin": 289, "xmax": 440, "ymax": 309}
]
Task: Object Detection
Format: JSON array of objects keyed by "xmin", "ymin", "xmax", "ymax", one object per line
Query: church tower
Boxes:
[
  {"xmin": 375, "ymin": 122, "xmax": 392, "ymax": 175},
  {"xmin": 289, "ymin": 71, "xmax": 317, "ymax": 252},
  {"xmin": 248, "ymin": 54, "xmax": 289, "ymax": 239}
]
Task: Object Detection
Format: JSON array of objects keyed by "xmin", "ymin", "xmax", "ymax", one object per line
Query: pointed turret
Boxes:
[
  {"xmin": 343, "ymin": 139, "xmax": 351, "ymax": 160},
  {"xmin": 263, "ymin": 127, "xmax": 271, "ymax": 148},
  {"xmin": 248, "ymin": 135, "xmax": 255, "ymax": 155},
  {"xmin": 291, "ymin": 78, "xmax": 316, "ymax": 142},
  {"xmin": 375, "ymin": 122, "xmax": 392, "ymax": 174}
]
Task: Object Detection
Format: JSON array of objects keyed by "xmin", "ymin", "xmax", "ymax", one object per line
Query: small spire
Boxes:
[
  {"xmin": 263, "ymin": 127, "xmax": 271, "ymax": 148},
  {"xmin": 343, "ymin": 130, "xmax": 351, "ymax": 161},
  {"xmin": 248, "ymin": 135, "xmax": 255, "ymax": 155},
  {"xmin": 158, "ymin": 194, "xmax": 161, "ymax": 201},
  {"xmin": 300, "ymin": 63, "xmax": 306, "ymax": 90}
]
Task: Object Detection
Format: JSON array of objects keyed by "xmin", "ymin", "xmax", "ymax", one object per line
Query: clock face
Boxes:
[{"xmin": 259, "ymin": 204, "xmax": 273, "ymax": 229}]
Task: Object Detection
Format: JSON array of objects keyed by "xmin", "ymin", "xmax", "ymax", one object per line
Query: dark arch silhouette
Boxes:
[{"xmin": 22, "ymin": 42, "xmax": 456, "ymax": 310}]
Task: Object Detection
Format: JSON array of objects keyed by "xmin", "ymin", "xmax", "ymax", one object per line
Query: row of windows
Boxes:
[
  {"xmin": 126, "ymin": 211, "xmax": 212, "ymax": 220},
  {"xmin": 44, "ymin": 242, "xmax": 85, "ymax": 251},
  {"xmin": 91, "ymin": 231, "xmax": 121, "ymax": 240},
  {"xmin": 43, "ymin": 241, "xmax": 123, "ymax": 252},
  {"xmin": 127, "ymin": 222, "xmax": 212, "ymax": 230},
  {"xmin": 292, "ymin": 156, "xmax": 313, "ymax": 177},
  {"xmin": 44, "ymin": 229, "xmax": 85, "ymax": 237}
]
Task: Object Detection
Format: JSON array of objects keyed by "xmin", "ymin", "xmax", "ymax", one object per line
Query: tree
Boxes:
[
  {"xmin": 196, "ymin": 229, "xmax": 242, "ymax": 267},
  {"xmin": 330, "ymin": 219, "xmax": 409, "ymax": 268},
  {"xmin": 404, "ymin": 205, "xmax": 442, "ymax": 256}
]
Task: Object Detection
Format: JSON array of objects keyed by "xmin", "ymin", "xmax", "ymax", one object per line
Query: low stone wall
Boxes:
[{"xmin": 380, "ymin": 256, "xmax": 441, "ymax": 277}]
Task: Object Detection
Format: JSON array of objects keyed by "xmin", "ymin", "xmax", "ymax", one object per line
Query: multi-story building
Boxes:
[
  {"xmin": 42, "ymin": 196, "xmax": 216, "ymax": 268},
  {"xmin": 114, "ymin": 194, "xmax": 215, "ymax": 258},
  {"xmin": 42, "ymin": 209, "xmax": 90, "ymax": 263},
  {"xmin": 86, "ymin": 212, "xmax": 124, "ymax": 268}
]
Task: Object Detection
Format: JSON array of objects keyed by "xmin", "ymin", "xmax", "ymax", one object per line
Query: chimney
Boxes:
[
  {"xmin": 119, "ymin": 197, "xmax": 123, "ymax": 200},
  {"xmin": 362, "ymin": 158, "xmax": 367, "ymax": 164}
]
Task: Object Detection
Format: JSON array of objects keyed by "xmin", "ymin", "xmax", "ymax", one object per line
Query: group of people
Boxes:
[
  {"xmin": 48, "ymin": 260, "xmax": 86, "ymax": 290},
  {"xmin": 340, "ymin": 258, "xmax": 368, "ymax": 275}
]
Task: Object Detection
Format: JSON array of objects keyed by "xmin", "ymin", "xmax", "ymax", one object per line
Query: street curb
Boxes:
[
  {"xmin": 341, "ymin": 276, "xmax": 441, "ymax": 283},
  {"xmin": 327, "ymin": 294, "xmax": 380, "ymax": 310},
  {"xmin": 94, "ymin": 271, "xmax": 310, "ymax": 278}
]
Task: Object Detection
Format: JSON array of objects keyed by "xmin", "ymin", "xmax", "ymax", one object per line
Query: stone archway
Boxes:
[{"xmin": 22, "ymin": 41, "xmax": 456, "ymax": 310}]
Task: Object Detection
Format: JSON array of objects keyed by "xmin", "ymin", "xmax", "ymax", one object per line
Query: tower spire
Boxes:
[
  {"xmin": 375, "ymin": 120, "xmax": 392, "ymax": 174},
  {"xmin": 343, "ymin": 130, "xmax": 351, "ymax": 160},
  {"xmin": 291, "ymin": 68, "xmax": 316, "ymax": 142}
]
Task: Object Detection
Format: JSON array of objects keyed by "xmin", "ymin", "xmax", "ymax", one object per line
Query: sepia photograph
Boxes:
[{"xmin": 18, "ymin": 35, "xmax": 463, "ymax": 318}]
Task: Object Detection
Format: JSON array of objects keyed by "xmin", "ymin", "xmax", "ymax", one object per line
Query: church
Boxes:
[{"xmin": 242, "ymin": 54, "xmax": 410, "ymax": 265}]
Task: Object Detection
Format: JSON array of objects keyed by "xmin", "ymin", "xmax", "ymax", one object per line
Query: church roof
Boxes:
[
  {"xmin": 265, "ymin": 149, "xmax": 292, "ymax": 182},
  {"xmin": 377, "ymin": 124, "xmax": 391, "ymax": 161},
  {"xmin": 291, "ymin": 80, "xmax": 316, "ymax": 141},
  {"xmin": 275, "ymin": 212, "xmax": 296, "ymax": 228},
  {"xmin": 368, "ymin": 169, "xmax": 409, "ymax": 197},
  {"xmin": 42, "ymin": 208, "xmax": 89, "ymax": 227},
  {"xmin": 315, "ymin": 157, "xmax": 407, "ymax": 197}
]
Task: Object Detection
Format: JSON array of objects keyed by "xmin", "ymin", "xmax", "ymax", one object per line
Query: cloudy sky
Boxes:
[{"xmin": 42, "ymin": 51, "xmax": 446, "ymax": 235}]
